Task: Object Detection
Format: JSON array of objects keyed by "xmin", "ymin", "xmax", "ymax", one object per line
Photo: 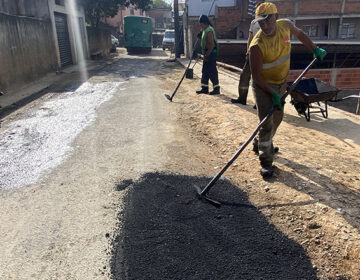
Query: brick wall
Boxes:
[
  {"xmin": 274, "ymin": 0, "xmax": 295, "ymax": 15},
  {"xmin": 269, "ymin": 0, "xmax": 360, "ymax": 16},
  {"xmin": 216, "ymin": 6, "xmax": 243, "ymax": 38},
  {"xmin": 215, "ymin": 0, "xmax": 360, "ymax": 39},
  {"xmin": 297, "ymin": 0, "xmax": 341, "ymax": 15},
  {"xmin": 344, "ymin": 0, "xmax": 360, "ymax": 13},
  {"xmin": 334, "ymin": 69, "xmax": 360, "ymax": 90},
  {"xmin": 287, "ymin": 68, "xmax": 360, "ymax": 90}
]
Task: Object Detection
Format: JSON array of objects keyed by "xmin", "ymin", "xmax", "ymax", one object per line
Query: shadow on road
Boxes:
[{"xmin": 110, "ymin": 172, "xmax": 318, "ymax": 280}]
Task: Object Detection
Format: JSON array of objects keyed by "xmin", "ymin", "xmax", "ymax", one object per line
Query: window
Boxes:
[
  {"xmin": 341, "ymin": 23, "xmax": 356, "ymax": 39},
  {"xmin": 55, "ymin": 0, "xmax": 65, "ymax": 6},
  {"xmin": 164, "ymin": 30, "xmax": 175, "ymax": 39},
  {"xmin": 302, "ymin": 25, "xmax": 318, "ymax": 37},
  {"xmin": 130, "ymin": 8, "xmax": 134, "ymax": 15}
]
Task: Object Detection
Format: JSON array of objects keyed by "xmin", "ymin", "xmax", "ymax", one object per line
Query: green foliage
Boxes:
[
  {"xmin": 152, "ymin": 0, "xmax": 171, "ymax": 8},
  {"xmin": 80, "ymin": 0, "xmax": 152, "ymax": 27}
]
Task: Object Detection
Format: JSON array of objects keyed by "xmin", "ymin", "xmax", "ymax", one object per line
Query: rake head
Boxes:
[
  {"xmin": 164, "ymin": 94, "xmax": 173, "ymax": 102},
  {"xmin": 193, "ymin": 184, "xmax": 221, "ymax": 207}
]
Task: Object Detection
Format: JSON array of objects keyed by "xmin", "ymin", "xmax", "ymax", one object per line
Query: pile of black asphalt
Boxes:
[{"xmin": 110, "ymin": 172, "xmax": 318, "ymax": 280}]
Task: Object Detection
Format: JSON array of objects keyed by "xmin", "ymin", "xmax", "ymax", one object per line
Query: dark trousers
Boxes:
[
  {"xmin": 238, "ymin": 54, "xmax": 251, "ymax": 103},
  {"xmin": 201, "ymin": 52, "xmax": 219, "ymax": 89},
  {"xmin": 251, "ymin": 80, "xmax": 285, "ymax": 167}
]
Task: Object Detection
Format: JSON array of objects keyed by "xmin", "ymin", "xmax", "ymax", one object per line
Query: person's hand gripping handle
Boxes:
[{"xmin": 272, "ymin": 92, "xmax": 283, "ymax": 110}]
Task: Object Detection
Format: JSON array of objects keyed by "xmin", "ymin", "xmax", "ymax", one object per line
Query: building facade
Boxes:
[
  {"xmin": 104, "ymin": 5, "xmax": 145, "ymax": 35},
  {"xmin": 147, "ymin": 8, "xmax": 172, "ymax": 31},
  {"xmin": 0, "ymin": 0, "xmax": 96, "ymax": 94},
  {"xmin": 48, "ymin": 0, "xmax": 89, "ymax": 68},
  {"xmin": 186, "ymin": 0, "xmax": 237, "ymax": 16},
  {"xmin": 183, "ymin": 0, "xmax": 360, "ymax": 89}
]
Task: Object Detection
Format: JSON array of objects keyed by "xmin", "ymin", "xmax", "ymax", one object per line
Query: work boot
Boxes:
[
  {"xmin": 260, "ymin": 165, "xmax": 274, "ymax": 179},
  {"xmin": 209, "ymin": 87, "xmax": 220, "ymax": 95},
  {"xmin": 196, "ymin": 87, "xmax": 209, "ymax": 94},
  {"xmin": 231, "ymin": 98, "xmax": 246, "ymax": 105}
]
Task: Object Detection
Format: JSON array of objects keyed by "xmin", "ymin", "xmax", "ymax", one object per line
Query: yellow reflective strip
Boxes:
[{"xmin": 263, "ymin": 54, "xmax": 290, "ymax": 70}]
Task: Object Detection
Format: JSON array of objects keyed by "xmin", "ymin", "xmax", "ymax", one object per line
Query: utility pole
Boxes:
[{"xmin": 174, "ymin": 0, "xmax": 180, "ymax": 58}]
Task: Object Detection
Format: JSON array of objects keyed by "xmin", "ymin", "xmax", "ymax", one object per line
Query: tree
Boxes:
[
  {"xmin": 152, "ymin": 0, "xmax": 171, "ymax": 8},
  {"xmin": 80, "ymin": 0, "xmax": 152, "ymax": 27}
]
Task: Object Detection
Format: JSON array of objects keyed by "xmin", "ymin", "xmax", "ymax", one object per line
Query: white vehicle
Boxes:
[
  {"xmin": 111, "ymin": 35, "xmax": 119, "ymax": 52},
  {"xmin": 162, "ymin": 29, "xmax": 175, "ymax": 50}
]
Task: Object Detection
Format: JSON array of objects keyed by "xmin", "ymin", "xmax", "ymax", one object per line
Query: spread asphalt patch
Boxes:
[{"xmin": 110, "ymin": 173, "xmax": 318, "ymax": 280}]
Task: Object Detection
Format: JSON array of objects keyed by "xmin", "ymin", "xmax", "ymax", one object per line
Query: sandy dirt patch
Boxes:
[{"xmin": 158, "ymin": 60, "xmax": 360, "ymax": 280}]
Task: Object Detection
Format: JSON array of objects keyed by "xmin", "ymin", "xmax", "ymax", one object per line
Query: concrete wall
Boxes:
[
  {"xmin": 0, "ymin": 12, "xmax": 58, "ymax": 92},
  {"xmin": 87, "ymin": 27, "xmax": 111, "ymax": 56},
  {"xmin": 48, "ymin": 0, "xmax": 89, "ymax": 66},
  {"xmin": 0, "ymin": 0, "xmax": 50, "ymax": 19}
]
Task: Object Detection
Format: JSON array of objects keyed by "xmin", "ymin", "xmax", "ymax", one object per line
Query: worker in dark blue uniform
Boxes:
[{"xmin": 196, "ymin": 15, "xmax": 220, "ymax": 95}]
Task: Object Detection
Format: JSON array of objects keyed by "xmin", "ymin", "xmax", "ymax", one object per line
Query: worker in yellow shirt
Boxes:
[{"xmin": 249, "ymin": 2, "xmax": 326, "ymax": 178}]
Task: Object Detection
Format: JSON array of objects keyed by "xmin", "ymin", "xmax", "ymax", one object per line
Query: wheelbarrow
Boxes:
[{"xmin": 289, "ymin": 78, "xmax": 340, "ymax": 121}]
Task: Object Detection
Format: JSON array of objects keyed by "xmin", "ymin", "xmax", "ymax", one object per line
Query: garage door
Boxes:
[{"xmin": 55, "ymin": 12, "xmax": 73, "ymax": 68}]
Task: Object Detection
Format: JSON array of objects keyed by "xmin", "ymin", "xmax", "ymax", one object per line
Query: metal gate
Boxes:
[{"xmin": 55, "ymin": 12, "xmax": 73, "ymax": 68}]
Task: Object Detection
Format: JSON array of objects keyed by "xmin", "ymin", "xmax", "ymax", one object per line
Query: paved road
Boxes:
[
  {"xmin": 0, "ymin": 49, "xmax": 317, "ymax": 279},
  {"xmin": 0, "ymin": 49, "xmax": 202, "ymax": 279}
]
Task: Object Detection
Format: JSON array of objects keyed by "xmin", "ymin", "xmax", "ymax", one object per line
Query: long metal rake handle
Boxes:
[
  {"xmin": 167, "ymin": 59, "xmax": 194, "ymax": 101},
  {"xmin": 200, "ymin": 58, "xmax": 318, "ymax": 197}
]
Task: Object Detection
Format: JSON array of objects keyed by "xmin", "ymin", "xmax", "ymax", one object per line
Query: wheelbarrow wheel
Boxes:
[{"xmin": 304, "ymin": 106, "xmax": 311, "ymax": 121}]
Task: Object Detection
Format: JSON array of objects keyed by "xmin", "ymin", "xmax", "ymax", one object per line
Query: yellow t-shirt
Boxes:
[{"xmin": 249, "ymin": 19, "xmax": 291, "ymax": 84}]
